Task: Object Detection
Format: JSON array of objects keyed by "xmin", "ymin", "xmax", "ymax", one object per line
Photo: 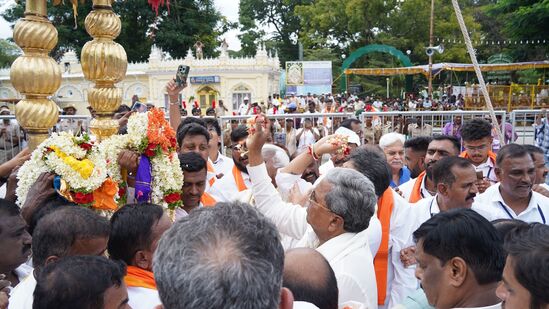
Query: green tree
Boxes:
[
  {"xmin": 238, "ymin": 0, "xmax": 312, "ymax": 63},
  {"xmin": 0, "ymin": 39, "xmax": 22, "ymax": 68},
  {"xmin": 2, "ymin": 0, "xmax": 227, "ymax": 62}
]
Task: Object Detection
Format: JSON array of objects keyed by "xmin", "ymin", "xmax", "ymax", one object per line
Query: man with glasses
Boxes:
[
  {"xmin": 245, "ymin": 118, "xmax": 378, "ymax": 308},
  {"xmin": 459, "ymin": 118, "xmax": 498, "ymax": 193},
  {"xmin": 208, "ymin": 125, "xmax": 253, "ymax": 203}
]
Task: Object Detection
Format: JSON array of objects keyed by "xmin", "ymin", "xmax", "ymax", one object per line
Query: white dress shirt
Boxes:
[
  {"xmin": 248, "ymin": 163, "xmax": 378, "ymax": 307},
  {"xmin": 474, "ymin": 183, "xmax": 549, "ymax": 224},
  {"xmin": 127, "ymin": 286, "xmax": 162, "ymax": 309},
  {"xmin": 381, "ymin": 190, "xmax": 418, "ymax": 309},
  {"xmin": 208, "ymin": 168, "xmax": 252, "ymax": 203},
  {"xmin": 14, "ymin": 263, "xmax": 33, "ymax": 282},
  {"xmin": 211, "ymin": 152, "xmax": 234, "ymax": 177},
  {"xmin": 472, "ymin": 157, "xmax": 498, "ymax": 184},
  {"xmin": 296, "ymin": 128, "xmax": 319, "ymax": 154},
  {"xmin": 8, "ymin": 271, "xmax": 36, "ymax": 309},
  {"xmin": 398, "ymin": 175, "xmax": 433, "ymax": 202}
]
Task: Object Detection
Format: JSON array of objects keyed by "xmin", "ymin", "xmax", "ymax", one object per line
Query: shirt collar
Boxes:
[
  {"xmin": 490, "ymin": 183, "xmax": 539, "ymax": 215},
  {"xmin": 213, "ymin": 152, "xmax": 225, "ymax": 164},
  {"xmin": 476, "ymin": 156, "xmax": 495, "ymax": 169},
  {"xmin": 316, "ymin": 232, "xmax": 359, "ymax": 261}
]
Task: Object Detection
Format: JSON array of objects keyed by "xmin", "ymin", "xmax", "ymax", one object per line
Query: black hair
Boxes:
[
  {"xmin": 28, "ymin": 194, "xmax": 78, "ymax": 236},
  {"xmin": 348, "ymin": 146, "xmax": 391, "ymax": 197},
  {"xmin": 461, "ymin": 118, "xmax": 493, "ymax": 142},
  {"xmin": 203, "ymin": 117, "xmax": 222, "ymax": 137},
  {"xmin": 413, "ymin": 208, "xmax": 505, "ymax": 285},
  {"xmin": 176, "ymin": 117, "xmax": 207, "ymax": 140},
  {"xmin": 340, "ymin": 118, "xmax": 361, "ymax": 130},
  {"xmin": 178, "ymin": 152, "xmax": 207, "ymax": 173},
  {"xmin": 32, "ymin": 206, "xmax": 110, "ymax": 268},
  {"xmin": 431, "ymin": 134, "xmax": 461, "ymax": 154},
  {"xmin": 432, "ymin": 156, "xmax": 473, "ymax": 186},
  {"xmin": 496, "ymin": 144, "xmax": 530, "ymax": 167},
  {"xmin": 404, "ymin": 136, "xmax": 432, "ymax": 153},
  {"xmin": 34, "ymin": 256, "xmax": 126, "ymax": 309},
  {"xmin": 108, "ymin": 203, "xmax": 165, "ymax": 265},
  {"xmin": 0, "ymin": 199, "xmax": 21, "ymax": 234},
  {"xmin": 206, "ymin": 107, "xmax": 216, "ymax": 115},
  {"xmin": 176, "ymin": 123, "xmax": 210, "ymax": 147},
  {"xmin": 283, "ymin": 254, "xmax": 338, "ymax": 309},
  {"xmin": 116, "ymin": 105, "xmax": 131, "ymax": 113},
  {"xmin": 523, "ymin": 144, "xmax": 544, "ymax": 156},
  {"xmin": 230, "ymin": 125, "xmax": 249, "ymax": 143},
  {"xmin": 504, "ymin": 223, "xmax": 549, "ymax": 309},
  {"xmin": 505, "ymin": 223, "xmax": 549, "ymax": 309},
  {"xmin": 491, "ymin": 219, "xmax": 528, "ymax": 250}
]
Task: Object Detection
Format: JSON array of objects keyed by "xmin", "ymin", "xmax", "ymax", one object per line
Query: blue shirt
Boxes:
[{"xmin": 390, "ymin": 166, "xmax": 411, "ymax": 188}]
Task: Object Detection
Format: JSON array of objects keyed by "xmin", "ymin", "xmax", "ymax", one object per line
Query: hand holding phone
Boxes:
[{"xmin": 176, "ymin": 65, "xmax": 190, "ymax": 87}]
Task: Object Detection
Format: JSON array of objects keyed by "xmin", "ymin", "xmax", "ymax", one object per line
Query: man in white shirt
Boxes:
[
  {"xmin": 176, "ymin": 152, "xmax": 215, "ymax": 219},
  {"xmin": 459, "ymin": 119, "xmax": 498, "ymax": 193},
  {"xmin": 318, "ymin": 126, "xmax": 361, "ymax": 176},
  {"xmin": 474, "ymin": 144, "xmax": 549, "ymax": 224},
  {"xmin": 237, "ymin": 96, "xmax": 252, "ymax": 115},
  {"xmin": 108, "ymin": 203, "xmax": 171, "ymax": 309},
  {"xmin": 9, "ymin": 207, "xmax": 110, "ymax": 309},
  {"xmin": 413, "ymin": 209, "xmax": 504, "ymax": 309},
  {"xmin": 496, "ymin": 223, "xmax": 549, "ymax": 309},
  {"xmin": 343, "ymin": 147, "xmax": 416, "ymax": 309},
  {"xmin": 0, "ymin": 200, "xmax": 32, "ymax": 290},
  {"xmin": 399, "ymin": 135, "xmax": 461, "ymax": 203},
  {"xmin": 296, "ymin": 118, "xmax": 320, "ymax": 155},
  {"xmin": 246, "ymin": 120, "xmax": 378, "ymax": 308},
  {"xmin": 204, "ymin": 118, "xmax": 234, "ymax": 178},
  {"xmin": 209, "ymin": 125, "xmax": 253, "ymax": 202}
]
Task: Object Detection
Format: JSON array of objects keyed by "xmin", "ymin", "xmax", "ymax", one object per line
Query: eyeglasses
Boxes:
[
  {"xmin": 308, "ymin": 191, "xmax": 337, "ymax": 215},
  {"xmin": 464, "ymin": 144, "xmax": 489, "ymax": 152}
]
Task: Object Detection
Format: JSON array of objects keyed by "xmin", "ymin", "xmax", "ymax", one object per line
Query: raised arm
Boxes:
[{"xmin": 167, "ymin": 79, "xmax": 187, "ymax": 131}]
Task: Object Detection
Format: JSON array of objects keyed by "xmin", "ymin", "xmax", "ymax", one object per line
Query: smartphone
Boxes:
[
  {"xmin": 476, "ymin": 171, "xmax": 484, "ymax": 180},
  {"xmin": 176, "ymin": 65, "xmax": 190, "ymax": 87},
  {"xmin": 131, "ymin": 101, "xmax": 147, "ymax": 113}
]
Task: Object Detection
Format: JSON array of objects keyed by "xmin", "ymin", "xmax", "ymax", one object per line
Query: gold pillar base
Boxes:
[{"xmin": 89, "ymin": 118, "xmax": 119, "ymax": 141}]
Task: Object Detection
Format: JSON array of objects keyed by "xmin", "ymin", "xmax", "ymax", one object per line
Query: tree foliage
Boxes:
[
  {"xmin": 1, "ymin": 0, "xmax": 227, "ymax": 62},
  {"xmin": 0, "ymin": 39, "xmax": 21, "ymax": 68}
]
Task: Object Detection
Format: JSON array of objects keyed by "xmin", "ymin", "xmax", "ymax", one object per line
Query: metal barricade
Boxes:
[
  {"xmin": 509, "ymin": 109, "xmax": 544, "ymax": 146},
  {"xmin": 0, "ymin": 115, "xmax": 91, "ymax": 164}
]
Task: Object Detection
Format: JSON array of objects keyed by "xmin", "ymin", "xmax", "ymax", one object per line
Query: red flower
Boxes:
[
  {"xmin": 79, "ymin": 143, "xmax": 92, "ymax": 151},
  {"xmin": 118, "ymin": 186, "xmax": 126, "ymax": 197},
  {"xmin": 144, "ymin": 143, "xmax": 157, "ymax": 157},
  {"xmin": 164, "ymin": 192, "xmax": 181, "ymax": 204},
  {"xmin": 169, "ymin": 137, "xmax": 177, "ymax": 148},
  {"xmin": 73, "ymin": 192, "xmax": 94, "ymax": 204}
]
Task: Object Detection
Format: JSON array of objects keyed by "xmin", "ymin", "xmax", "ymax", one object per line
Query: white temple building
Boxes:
[{"xmin": 0, "ymin": 45, "xmax": 281, "ymax": 115}]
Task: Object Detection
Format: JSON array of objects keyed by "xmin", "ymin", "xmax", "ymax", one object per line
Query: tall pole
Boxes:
[{"xmin": 428, "ymin": 0, "xmax": 435, "ymax": 100}]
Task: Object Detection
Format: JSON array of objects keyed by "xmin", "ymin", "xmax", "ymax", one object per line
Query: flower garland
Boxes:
[
  {"xmin": 16, "ymin": 132, "xmax": 116, "ymax": 209},
  {"xmin": 100, "ymin": 108, "xmax": 183, "ymax": 209}
]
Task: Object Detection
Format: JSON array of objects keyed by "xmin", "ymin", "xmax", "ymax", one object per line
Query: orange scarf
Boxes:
[
  {"xmin": 207, "ymin": 161, "xmax": 216, "ymax": 187},
  {"xmin": 460, "ymin": 150, "xmax": 497, "ymax": 165},
  {"xmin": 201, "ymin": 192, "xmax": 217, "ymax": 207},
  {"xmin": 374, "ymin": 188, "xmax": 394, "ymax": 305},
  {"xmin": 232, "ymin": 165, "xmax": 248, "ymax": 192},
  {"xmin": 409, "ymin": 171, "xmax": 427, "ymax": 203},
  {"xmin": 124, "ymin": 266, "xmax": 156, "ymax": 290}
]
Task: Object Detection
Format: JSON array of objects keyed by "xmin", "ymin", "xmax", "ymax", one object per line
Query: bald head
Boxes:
[{"xmin": 283, "ymin": 248, "xmax": 338, "ymax": 309}]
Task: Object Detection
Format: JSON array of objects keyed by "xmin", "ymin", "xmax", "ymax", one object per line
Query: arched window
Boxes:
[{"xmin": 232, "ymin": 85, "xmax": 252, "ymax": 110}]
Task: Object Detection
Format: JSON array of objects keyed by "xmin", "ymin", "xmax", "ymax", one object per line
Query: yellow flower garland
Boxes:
[{"xmin": 49, "ymin": 146, "xmax": 95, "ymax": 179}]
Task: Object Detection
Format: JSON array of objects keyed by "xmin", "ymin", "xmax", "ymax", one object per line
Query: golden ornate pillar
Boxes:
[
  {"xmin": 10, "ymin": 0, "xmax": 61, "ymax": 150},
  {"xmin": 81, "ymin": 0, "xmax": 127, "ymax": 141}
]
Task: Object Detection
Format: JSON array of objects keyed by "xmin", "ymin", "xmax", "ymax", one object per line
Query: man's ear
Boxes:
[
  {"xmin": 133, "ymin": 250, "xmax": 153, "ymax": 271},
  {"xmin": 495, "ymin": 167, "xmax": 502, "ymax": 182},
  {"xmin": 279, "ymin": 287, "xmax": 294, "ymax": 309},
  {"xmin": 447, "ymin": 257, "xmax": 468, "ymax": 288},
  {"xmin": 437, "ymin": 183, "xmax": 449, "ymax": 197},
  {"xmin": 44, "ymin": 255, "xmax": 60, "ymax": 266}
]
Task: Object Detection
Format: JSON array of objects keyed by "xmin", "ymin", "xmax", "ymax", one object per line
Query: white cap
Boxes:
[
  {"xmin": 334, "ymin": 126, "xmax": 361, "ymax": 146},
  {"xmin": 244, "ymin": 96, "xmax": 249, "ymax": 101}
]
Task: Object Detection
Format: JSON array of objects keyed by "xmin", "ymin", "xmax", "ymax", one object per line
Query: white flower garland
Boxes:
[{"xmin": 16, "ymin": 132, "xmax": 107, "ymax": 206}]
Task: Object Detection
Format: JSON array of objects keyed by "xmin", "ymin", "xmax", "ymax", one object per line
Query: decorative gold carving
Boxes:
[
  {"xmin": 10, "ymin": 0, "xmax": 60, "ymax": 150},
  {"xmin": 82, "ymin": 0, "xmax": 127, "ymax": 141}
]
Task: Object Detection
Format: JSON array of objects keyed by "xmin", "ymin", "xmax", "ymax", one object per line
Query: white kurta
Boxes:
[
  {"xmin": 398, "ymin": 175, "xmax": 433, "ymax": 202},
  {"xmin": 127, "ymin": 286, "xmax": 162, "ymax": 309},
  {"xmin": 208, "ymin": 168, "xmax": 252, "ymax": 203},
  {"xmin": 248, "ymin": 163, "xmax": 378, "ymax": 308},
  {"xmin": 8, "ymin": 272, "xmax": 36, "ymax": 309}
]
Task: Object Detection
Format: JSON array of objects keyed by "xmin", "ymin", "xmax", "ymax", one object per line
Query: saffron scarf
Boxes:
[
  {"xmin": 207, "ymin": 160, "xmax": 216, "ymax": 187},
  {"xmin": 374, "ymin": 188, "xmax": 394, "ymax": 305},
  {"xmin": 125, "ymin": 266, "xmax": 156, "ymax": 290},
  {"xmin": 409, "ymin": 171, "xmax": 427, "ymax": 203},
  {"xmin": 201, "ymin": 192, "xmax": 217, "ymax": 207},
  {"xmin": 232, "ymin": 165, "xmax": 248, "ymax": 192},
  {"xmin": 460, "ymin": 150, "xmax": 497, "ymax": 164}
]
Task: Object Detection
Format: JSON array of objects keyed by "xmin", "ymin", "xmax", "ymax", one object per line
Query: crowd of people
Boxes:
[{"xmin": 0, "ymin": 80, "xmax": 548, "ymax": 309}]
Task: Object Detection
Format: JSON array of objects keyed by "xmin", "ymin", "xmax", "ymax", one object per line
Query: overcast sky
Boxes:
[{"xmin": 0, "ymin": 0, "xmax": 243, "ymax": 51}]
